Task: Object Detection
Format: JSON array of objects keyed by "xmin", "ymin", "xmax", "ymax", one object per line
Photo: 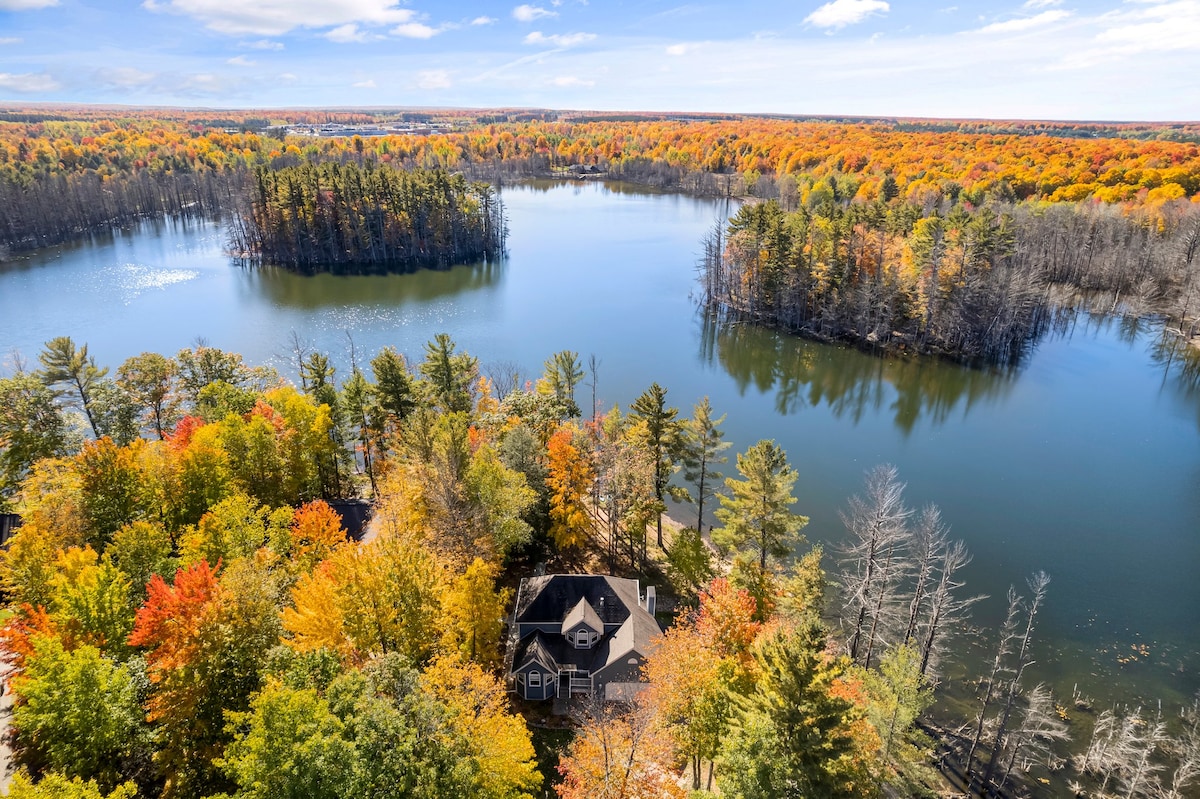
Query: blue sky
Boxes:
[{"xmin": 1, "ymin": 0, "xmax": 1197, "ymax": 119}]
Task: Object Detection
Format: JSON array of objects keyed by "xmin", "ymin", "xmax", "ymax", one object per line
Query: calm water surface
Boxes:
[{"xmin": 1, "ymin": 180, "xmax": 1198, "ymax": 707}]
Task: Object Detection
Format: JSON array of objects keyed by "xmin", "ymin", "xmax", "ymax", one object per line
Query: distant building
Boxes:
[
  {"xmin": 507, "ymin": 574, "xmax": 660, "ymax": 702},
  {"xmin": 327, "ymin": 499, "xmax": 373, "ymax": 542},
  {"xmin": 0, "ymin": 513, "xmax": 22, "ymax": 548}
]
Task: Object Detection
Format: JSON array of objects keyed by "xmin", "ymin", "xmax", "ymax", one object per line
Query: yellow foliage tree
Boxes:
[
  {"xmin": 282, "ymin": 538, "xmax": 444, "ymax": 665},
  {"xmin": 422, "ymin": 657, "xmax": 541, "ymax": 799},
  {"xmin": 441, "ymin": 557, "xmax": 511, "ymax": 667}
]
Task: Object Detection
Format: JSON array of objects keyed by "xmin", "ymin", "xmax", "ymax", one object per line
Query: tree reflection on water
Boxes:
[{"xmin": 700, "ymin": 309, "xmax": 1018, "ymax": 435}]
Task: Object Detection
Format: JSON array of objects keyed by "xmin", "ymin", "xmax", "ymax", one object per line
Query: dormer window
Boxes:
[{"xmin": 562, "ymin": 598, "xmax": 603, "ymax": 648}]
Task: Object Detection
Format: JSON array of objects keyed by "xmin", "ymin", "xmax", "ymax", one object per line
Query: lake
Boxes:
[{"xmin": 1, "ymin": 179, "xmax": 1197, "ymax": 710}]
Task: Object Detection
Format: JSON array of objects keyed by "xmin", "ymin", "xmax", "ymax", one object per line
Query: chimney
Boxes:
[{"xmin": 644, "ymin": 586, "xmax": 656, "ymax": 616}]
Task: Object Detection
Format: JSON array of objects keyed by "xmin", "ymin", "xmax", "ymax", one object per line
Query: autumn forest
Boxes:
[{"xmin": 1, "ymin": 107, "xmax": 1200, "ymax": 799}]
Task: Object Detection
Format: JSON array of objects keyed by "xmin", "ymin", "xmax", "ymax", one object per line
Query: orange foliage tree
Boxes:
[{"xmin": 545, "ymin": 424, "xmax": 593, "ymax": 551}]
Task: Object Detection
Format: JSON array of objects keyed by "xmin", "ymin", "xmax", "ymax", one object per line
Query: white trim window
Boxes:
[
  {"xmin": 528, "ymin": 670, "xmax": 542, "ymax": 687},
  {"xmin": 574, "ymin": 629, "xmax": 598, "ymax": 648}
]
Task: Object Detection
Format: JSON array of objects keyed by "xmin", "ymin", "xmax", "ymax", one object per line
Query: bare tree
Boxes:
[
  {"xmin": 965, "ymin": 586, "xmax": 1023, "ymax": 790},
  {"xmin": 1123, "ymin": 708, "xmax": 1169, "ymax": 798},
  {"xmin": 917, "ymin": 537, "xmax": 977, "ymax": 679},
  {"xmin": 997, "ymin": 683, "xmax": 1071, "ymax": 788},
  {"xmin": 1167, "ymin": 697, "xmax": 1200, "ymax": 799},
  {"xmin": 484, "ymin": 359, "xmax": 523, "ymax": 400},
  {"xmin": 1077, "ymin": 705, "xmax": 1169, "ymax": 798},
  {"xmin": 286, "ymin": 329, "xmax": 313, "ymax": 390},
  {"xmin": 982, "ymin": 571, "xmax": 1051, "ymax": 790},
  {"xmin": 902, "ymin": 504, "xmax": 947, "ymax": 648},
  {"xmin": 839, "ymin": 464, "xmax": 912, "ymax": 667}
]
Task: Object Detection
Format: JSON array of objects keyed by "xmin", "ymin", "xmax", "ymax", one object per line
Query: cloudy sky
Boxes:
[{"xmin": 0, "ymin": 0, "xmax": 1197, "ymax": 119}]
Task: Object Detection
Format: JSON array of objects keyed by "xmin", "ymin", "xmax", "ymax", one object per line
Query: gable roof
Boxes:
[
  {"xmin": 513, "ymin": 630, "xmax": 559, "ymax": 674},
  {"xmin": 515, "ymin": 574, "xmax": 643, "ymax": 628},
  {"xmin": 593, "ymin": 611, "xmax": 662, "ymax": 675},
  {"xmin": 561, "ymin": 597, "xmax": 604, "ymax": 634},
  {"xmin": 509, "ymin": 573, "xmax": 664, "ymax": 683}
]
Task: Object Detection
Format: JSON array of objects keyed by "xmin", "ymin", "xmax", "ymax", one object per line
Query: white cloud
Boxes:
[
  {"xmin": 392, "ymin": 22, "xmax": 439, "ymax": 38},
  {"xmin": 279, "ymin": 72, "xmax": 297, "ymax": 81},
  {"xmin": 976, "ymin": 9, "xmax": 1070, "ymax": 33},
  {"xmin": 0, "ymin": 71, "xmax": 59, "ymax": 92},
  {"xmin": 185, "ymin": 73, "xmax": 217, "ymax": 86},
  {"xmin": 244, "ymin": 38, "xmax": 284, "ymax": 50},
  {"xmin": 141, "ymin": 0, "xmax": 416, "ymax": 36},
  {"xmin": 353, "ymin": 78, "xmax": 377, "ymax": 88},
  {"xmin": 95, "ymin": 67, "xmax": 156, "ymax": 88},
  {"xmin": 0, "ymin": 37, "xmax": 25, "ymax": 45},
  {"xmin": 226, "ymin": 55, "xmax": 256, "ymax": 66},
  {"xmin": 1023, "ymin": 0, "xmax": 1062, "ymax": 7},
  {"xmin": 0, "ymin": 0, "xmax": 57, "ymax": 9},
  {"xmin": 665, "ymin": 43, "xmax": 689, "ymax": 55},
  {"xmin": 804, "ymin": 0, "xmax": 889, "ymax": 29},
  {"xmin": 1062, "ymin": 0, "xmax": 1200, "ymax": 66},
  {"xmin": 524, "ymin": 30, "xmax": 595, "ymax": 47},
  {"xmin": 417, "ymin": 69, "xmax": 452, "ymax": 88},
  {"xmin": 326, "ymin": 23, "xmax": 371, "ymax": 43},
  {"xmin": 512, "ymin": 4, "xmax": 556, "ymax": 22},
  {"xmin": 551, "ymin": 75, "xmax": 593, "ymax": 87},
  {"xmin": 471, "ymin": 15, "xmax": 496, "ymax": 25}
]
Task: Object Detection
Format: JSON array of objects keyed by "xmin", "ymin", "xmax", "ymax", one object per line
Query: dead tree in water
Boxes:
[
  {"xmin": 840, "ymin": 464, "xmax": 911, "ymax": 668},
  {"xmin": 981, "ymin": 571, "xmax": 1050, "ymax": 791}
]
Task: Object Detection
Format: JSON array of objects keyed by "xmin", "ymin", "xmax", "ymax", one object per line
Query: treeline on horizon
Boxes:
[
  {"xmin": 702, "ymin": 189, "xmax": 1200, "ymax": 365},
  {"xmin": 2, "ymin": 109, "xmax": 1200, "ymax": 254},
  {"xmin": 1, "ymin": 336, "xmax": 1199, "ymax": 799},
  {"xmin": 227, "ymin": 163, "xmax": 505, "ymax": 273}
]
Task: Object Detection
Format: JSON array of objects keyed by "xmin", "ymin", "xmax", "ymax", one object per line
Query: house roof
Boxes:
[
  {"xmin": 515, "ymin": 574, "xmax": 643, "ymax": 628},
  {"xmin": 593, "ymin": 612, "xmax": 662, "ymax": 675},
  {"xmin": 513, "ymin": 630, "xmax": 559, "ymax": 674},
  {"xmin": 511, "ymin": 574, "xmax": 663, "ymax": 680},
  {"xmin": 327, "ymin": 499, "xmax": 373, "ymax": 542},
  {"xmin": 561, "ymin": 597, "xmax": 604, "ymax": 634}
]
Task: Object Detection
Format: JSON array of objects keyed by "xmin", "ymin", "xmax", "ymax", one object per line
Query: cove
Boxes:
[{"xmin": 1, "ymin": 179, "xmax": 1197, "ymax": 709}]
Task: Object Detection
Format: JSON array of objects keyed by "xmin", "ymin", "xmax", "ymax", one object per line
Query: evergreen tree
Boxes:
[
  {"xmin": 713, "ymin": 439, "xmax": 808, "ymax": 574},
  {"xmin": 541, "ymin": 350, "xmax": 584, "ymax": 417},
  {"xmin": 719, "ymin": 625, "xmax": 869, "ymax": 799},
  {"xmin": 628, "ymin": 382, "xmax": 681, "ymax": 550},
  {"xmin": 679, "ymin": 396, "xmax": 730, "ymax": 530},
  {"xmin": 37, "ymin": 336, "xmax": 108, "ymax": 438},
  {"xmin": 419, "ymin": 334, "xmax": 477, "ymax": 415}
]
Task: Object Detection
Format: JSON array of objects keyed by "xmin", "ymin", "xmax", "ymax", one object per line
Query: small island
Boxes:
[{"xmin": 227, "ymin": 162, "xmax": 505, "ymax": 274}]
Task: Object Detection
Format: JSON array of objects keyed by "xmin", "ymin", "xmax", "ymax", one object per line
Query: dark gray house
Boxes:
[{"xmin": 507, "ymin": 574, "xmax": 661, "ymax": 702}]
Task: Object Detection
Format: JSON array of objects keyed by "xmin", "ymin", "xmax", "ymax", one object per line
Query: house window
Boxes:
[{"xmin": 528, "ymin": 671, "xmax": 542, "ymax": 687}]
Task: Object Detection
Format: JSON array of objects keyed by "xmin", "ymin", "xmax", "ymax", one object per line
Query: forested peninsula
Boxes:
[
  {"xmin": 0, "ymin": 336, "xmax": 1197, "ymax": 799},
  {"xmin": 702, "ymin": 193, "xmax": 1200, "ymax": 365}
]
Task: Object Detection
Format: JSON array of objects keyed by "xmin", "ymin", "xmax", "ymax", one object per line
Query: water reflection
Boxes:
[
  {"xmin": 237, "ymin": 258, "xmax": 503, "ymax": 310},
  {"xmin": 1150, "ymin": 323, "xmax": 1200, "ymax": 433},
  {"xmin": 0, "ymin": 216, "xmax": 223, "ymax": 276},
  {"xmin": 701, "ymin": 311, "xmax": 1017, "ymax": 434},
  {"xmin": 513, "ymin": 178, "xmax": 675, "ymax": 198}
]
